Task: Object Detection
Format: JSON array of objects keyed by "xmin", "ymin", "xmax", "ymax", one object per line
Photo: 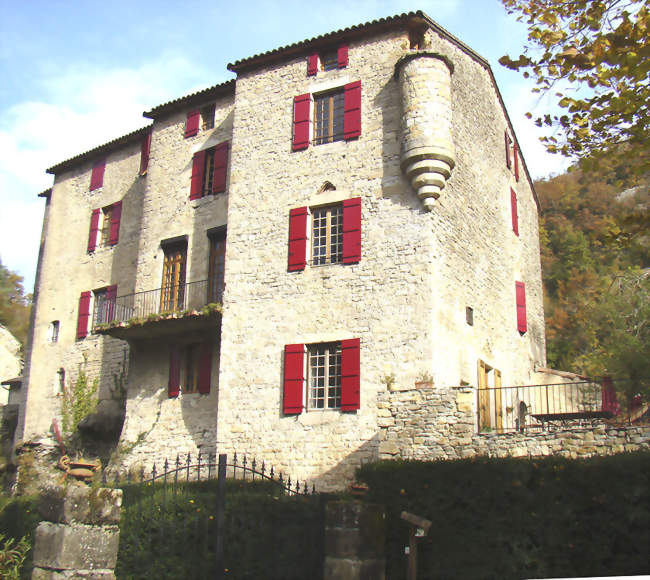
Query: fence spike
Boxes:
[
  {"xmin": 251, "ymin": 458, "xmax": 256, "ymax": 480},
  {"xmin": 312, "ymin": 483, "xmax": 316, "ymax": 495},
  {"xmin": 127, "ymin": 470, "xmax": 132, "ymax": 484},
  {"xmin": 270, "ymin": 465, "xmax": 274, "ymax": 480},
  {"xmin": 197, "ymin": 453, "xmax": 202, "ymax": 481},
  {"xmin": 152, "ymin": 462, "xmax": 157, "ymax": 482},
  {"xmin": 140, "ymin": 465, "xmax": 145, "ymax": 483},
  {"xmin": 261, "ymin": 461, "xmax": 266, "ymax": 478}
]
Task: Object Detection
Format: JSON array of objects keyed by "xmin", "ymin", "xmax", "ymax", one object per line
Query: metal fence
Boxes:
[
  {"xmin": 477, "ymin": 380, "xmax": 618, "ymax": 434},
  {"xmin": 93, "ymin": 279, "xmax": 212, "ymax": 328},
  {"xmin": 109, "ymin": 452, "xmax": 322, "ymax": 580}
]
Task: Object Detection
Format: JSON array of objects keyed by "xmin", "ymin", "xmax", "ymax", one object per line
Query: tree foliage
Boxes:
[
  {"xmin": 0, "ymin": 258, "xmax": 31, "ymax": 348},
  {"xmin": 537, "ymin": 165, "xmax": 649, "ymax": 401},
  {"xmin": 500, "ymin": 0, "xmax": 649, "ymax": 174}
]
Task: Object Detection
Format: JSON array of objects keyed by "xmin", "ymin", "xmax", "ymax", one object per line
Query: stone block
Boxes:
[
  {"xmin": 40, "ymin": 486, "xmax": 122, "ymax": 526},
  {"xmin": 378, "ymin": 441, "xmax": 400, "ymax": 456},
  {"xmin": 324, "ymin": 557, "xmax": 386, "ymax": 580},
  {"xmin": 33, "ymin": 522, "xmax": 119, "ymax": 570},
  {"xmin": 325, "ymin": 528, "xmax": 361, "ymax": 559}
]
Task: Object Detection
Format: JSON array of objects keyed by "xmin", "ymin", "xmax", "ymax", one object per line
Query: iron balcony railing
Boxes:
[
  {"xmin": 93, "ymin": 279, "xmax": 222, "ymax": 328},
  {"xmin": 477, "ymin": 380, "xmax": 619, "ymax": 434}
]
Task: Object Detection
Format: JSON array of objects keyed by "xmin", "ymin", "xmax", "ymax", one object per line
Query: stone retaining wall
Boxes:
[
  {"xmin": 31, "ymin": 485, "xmax": 121, "ymax": 579},
  {"xmin": 377, "ymin": 385, "xmax": 650, "ymax": 461}
]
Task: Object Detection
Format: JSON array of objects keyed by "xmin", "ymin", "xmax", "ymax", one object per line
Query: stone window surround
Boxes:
[
  {"xmin": 307, "ymin": 341, "xmax": 342, "ymax": 410},
  {"xmin": 305, "ymin": 76, "xmax": 351, "ymax": 145}
]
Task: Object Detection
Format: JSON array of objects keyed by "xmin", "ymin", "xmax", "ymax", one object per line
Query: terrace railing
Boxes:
[
  {"xmin": 477, "ymin": 380, "xmax": 619, "ymax": 434},
  {"xmin": 93, "ymin": 279, "xmax": 217, "ymax": 328}
]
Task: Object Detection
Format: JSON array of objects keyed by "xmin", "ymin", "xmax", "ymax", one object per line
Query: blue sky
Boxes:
[{"xmin": 0, "ymin": 0, "xmax": 569, "ymax": 292}]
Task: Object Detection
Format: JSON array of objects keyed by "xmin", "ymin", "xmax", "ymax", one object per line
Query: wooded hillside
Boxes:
[{"xmin": 536, "ymin": 164, "xmax": 649, "ymax": 401}]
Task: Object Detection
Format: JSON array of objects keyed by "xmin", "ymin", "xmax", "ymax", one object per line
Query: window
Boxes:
[
  {"xmin": 288, "ymin": 198, "xmax": 361, "ymax": 271},
  {"xmin": 314, "ymin": 90, "xmax": 345, "ymax": 145},
  {"xmin": 307, "ymin": 45, "xmax": 348, "ymax": 76},
  {"xmin": 89, "ymin": 159, "xmax": 106, "ymax": 191},
  {"xmin": 77, "ymin": 292, "xmax": 91, "ymax": 339},
  {"xmin": 56, "ymin": 368, "xmax": 65, "ymax": 394},
  {"xmin": 307, "ymin": 342, "xmax": 342, "ymax": 409},
  {"xmin": 161, "ymin": 242, "xmax": 187, "ymax": 312},
  {"xmin": 92, "ymin": 285, "xmax": 117, "ymax": 326},
  {"xmin": 201, "ymin": 104, "xmax": 215, "ymax": 130},
  {"xmin": 283, "ymin": 338, "xmax": 360, "ymax": 414},
  {"xmin": 208, "ymin": 229, "xmax": 226, "ymax": 303},
  {"xmin": 168, "ymin": 342, "xmax": 213, "ymax": 396},
  {"xmin": 466, "ymin": 307, "xmax": 474, "ymax": 326},
  {"xmin": 312, "ymin": 205, "xmax": 343, "ymax": 265},
  {"xmin": 292, "ymin": 81, "xmax": 361, "ymax": 151},
  {"xmin": 190, "ymin": 142, "xmax": 229, "ymax": 199},
  {"xmin": 49, "ymin": 321, "xmax": 60, "ymax": 343},
  {"xmin": 87, "ymin": 201, "xmax": 122, "ymax": 253}
]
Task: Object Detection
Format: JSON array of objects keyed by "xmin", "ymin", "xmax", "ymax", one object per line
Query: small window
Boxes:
[
  {"xmin": 312, "ymin": 204, "xmax": 343, "ymax": 265},
  {"xmin": 307, "ymin": 342, "xmax": 342, "ymax": 410},
  {"xmin": 208, "ymin": 230, "xmax": 226, "ymax": 303},
  {"xmin": 313, "ymin": 89, "xmax": 345, "ymax": 145},
  {"xmin": 49, "ymin": 321, "xmax": 60, "ymax": 343},
  {"xmin": 320, "ymin": 50, "xmax": 338, "ymax": 71},
  {"xmin": 183, "ymin": 344, "xmax": 200, "ymax": 394},
  {"xmin": 100, "ymin": 205, "xmax": 114, "ymax": 247},
  {"xmin": 93, "ymin": 289, "xmax": 108, "ymax": 326},
  {"xmin": 57, "ymin": 368, "xmax": 65, "ymax": 394},
  {"xmin": 201, "ymin": 104, "xmax": 215, "ymax": 130},
  {"xmin": 466, "ymin": 307, "xmax": 474, "ymax": 326}
]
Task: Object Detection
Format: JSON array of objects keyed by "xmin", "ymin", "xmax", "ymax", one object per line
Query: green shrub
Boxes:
[
  {"xmin": 0, "ymin": 533, "xmax": 30, "ymax": 580},
  {"xmin": 0, "ymin": 494, "xmax": 39, "ymax": 579},
  {"xmin": 357, "ymin": 451, "xmax": 650, "ymax": 580}
]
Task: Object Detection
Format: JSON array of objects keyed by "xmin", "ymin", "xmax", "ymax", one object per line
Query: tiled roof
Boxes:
[
  {"xmin": 227, "ymin": 10, "xmax": 488, "ymax": 73},
  {"xmin": 143, "ymin": 79, "xmax": 235, "ymax": 119},
  {"xmin": 46, "ymin": 125, "xmax": 152, "ymax": 175}
]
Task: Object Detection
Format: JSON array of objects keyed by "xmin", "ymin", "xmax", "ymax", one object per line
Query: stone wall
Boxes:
[
  {"xmin": 377, "ymin": 384, "xmax": 650, "ymax": 461},
  {"xmin": 32, "ymin": 485, "xmax": 121, "ymax": 579}
]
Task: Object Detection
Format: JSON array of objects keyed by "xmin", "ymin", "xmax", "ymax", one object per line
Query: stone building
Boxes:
[{"xmin": 17, "ymin": 11, "xmax": 553, "ymax": 487}]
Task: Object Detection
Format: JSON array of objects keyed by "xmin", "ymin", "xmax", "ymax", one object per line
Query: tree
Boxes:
[
  {"xmin": 500, "ymin": 0, "xmax": 649, "ymax": 175},
  {"xmin": 0, "ymin": 258, "xmax": 32, "ymax": 348}
]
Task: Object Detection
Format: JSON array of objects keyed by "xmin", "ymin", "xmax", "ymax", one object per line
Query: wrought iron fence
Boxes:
[
  {"xmin": 109, "ymin": 452, "xmax": 322, "ymax": 580},
  {"xmin": 477, "ymin": 380, "xmax": 618, "ymax": 434},
  {"xmin": 93, "ymin": 279, "xmax": 214, "ymax": 328}
]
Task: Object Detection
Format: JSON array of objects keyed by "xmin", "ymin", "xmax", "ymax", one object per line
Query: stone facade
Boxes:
[{"xmin": 18, "ymin": 12, "xmax": 584, "ymax": 490}]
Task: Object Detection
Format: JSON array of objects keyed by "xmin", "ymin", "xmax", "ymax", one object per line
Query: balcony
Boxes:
[
  {"xmin": 93, "ymin": 279, "xmax": 222, "ymax": 340},
  {"xmin": 477, "ymin": 380, "xmax": 621, "ymax": 434}
]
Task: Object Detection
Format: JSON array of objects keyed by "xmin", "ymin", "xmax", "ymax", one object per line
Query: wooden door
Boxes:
[
  {"xmin": 478, "ymin": 360, "xmax": 490, "ymax": 431},
  {"xmin": 161, "ymin": 245, "xmax": 186, "ymax": 311}
]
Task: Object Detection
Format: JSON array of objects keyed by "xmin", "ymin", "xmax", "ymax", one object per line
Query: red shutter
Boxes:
[
  {"xmin": 87, "ymin": 209, "xmax": 100, "ymax": 253},
  {"xmin": 185, "ymin": 110, "xmax": 200, "ymax": 138},
  {"xmin": 343, "ymin": 81, "xmax": 361, "ymax": 140},
  {"xmin": 190, "ymin": 150, "xmax": 206, "ymax": 200},
  {"xmin": 307, "ymin": 54, "xmax": 318, "ymax": 76},
  {"xmin": 515, "ymin": 281, "xmax": 527, "ymax": 333},
  {"xmin": 283, "ymin": 344, "xmax": 304, "ymax": 414},
  {"xmin": 342, "ymin": 197, "xmax": 361, "ymax": 264},
  {"xmin": 109, "ymin": 201, "xmax": 122, "ymax": 245},
  {"xmin": 292, "ymin": 94, "xmax": 311, "ymax": 151},
  {"xmin": 168, "ymin": 346, "xmax": 181, "ymax": 397},
  {"xmin": 76, "ymin": 291, "xmax": 91, "ymax": 339},
  {"xmin": 337, "ymin": 45, "xmax": 348, "ymax": 68},
  {"xmin": 514, "ymin": 142, "xmax": 520, "ymax": 181},
  {"xmin": 198, "ymin": 342, "xmax": 213, "ymax": 394},
  {"xmin": 340, "ymin": 338, "xmax": 360, "ymax": 411},
  {"xmin": 288, "ymin": 207, "xmax": 308, "ymax": 271},
  {"xmin": 505, "ymin": 131, "xmax": 511, "ymax": 170},
  {"xmin": 510, "ymin": 188, "xmax": 519, "ymax": 236},
  {"xmin": 139, "ymin": 131, "xmax": 151, "ymax": 175},
  {"xmin": 90, "ymin": 160, "xmax": 105, "ymax": 191},
  {"xmin": 212, "ymin": 142, "xmax": 229, "ymax": 194},
  {"xmin": 105, "ymin": 284, "xmax": 117, "ymax": 323}
]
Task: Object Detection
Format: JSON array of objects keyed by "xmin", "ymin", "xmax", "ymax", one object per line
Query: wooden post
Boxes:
[
  {"xmin": 407, "ymin": 526, "xmax": 417, "ymax": 580},
  {"xmin": 214, "ymin": 453, "xmax": 226, "ymax": 580}
]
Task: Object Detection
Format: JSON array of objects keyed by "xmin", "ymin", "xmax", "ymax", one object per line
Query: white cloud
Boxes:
[{"xmin": 0, "ymin": 52, "xmax": 219, "ymax": 289}]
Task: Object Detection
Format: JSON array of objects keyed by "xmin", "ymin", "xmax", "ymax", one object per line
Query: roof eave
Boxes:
[{"xmin": 143, "ymin": 79, "xmax": 235, "ymax": 120}]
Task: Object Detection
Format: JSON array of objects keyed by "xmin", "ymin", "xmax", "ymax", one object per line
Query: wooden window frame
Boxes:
[
  {"xmin": 161, "ymin": 242, "xmax": 187, "ymax": 312},
  {"xmin": 201, "ymin": 104, "xmax": 215, "ymax": 130},
  {"xmin": 313, "ymin": 89, "xmax": 345, "ymax": 145},
  {"xmin": 207, "ymin": 230, "xmax": 226, "ymax": 303},
  {"xmin": 183, "ymin": 343, "xmax": 200, "ymax": 394},
  {"xmin": 100, "ymin": 205, "xmax": 114, "ymax": 247},
  {"xmin": 311, "ymin": 204, "xmax": 343, "ymax": 266},
  {"xmin": 307, "ymin": 342, "xmax": 342, "ymax": 410}
]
